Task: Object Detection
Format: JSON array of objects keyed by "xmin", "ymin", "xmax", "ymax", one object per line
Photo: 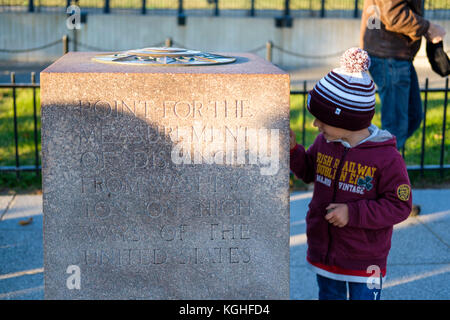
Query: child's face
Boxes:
[{"xmin": 313, "ymin": 118, "xmax": 349, "ymax": 141}]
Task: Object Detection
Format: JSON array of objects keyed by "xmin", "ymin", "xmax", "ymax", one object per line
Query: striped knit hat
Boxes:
[{"xmin": 307, "ymin": 47, "xmax": 376, "ymax": 131}]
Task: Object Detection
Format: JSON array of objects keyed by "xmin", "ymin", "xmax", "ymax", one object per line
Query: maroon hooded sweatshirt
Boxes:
[{"xmin": 290, "ymin": 125, "xmax": 412, "ymax": 282}]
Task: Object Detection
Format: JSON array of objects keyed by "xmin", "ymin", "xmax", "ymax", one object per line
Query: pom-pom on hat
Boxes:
[
  {"xmin": 307, "ymin": 47, "xmax": 376, "ymax": 131},
  {"xmin": 340, "ymin": 47, "xmax": 371, "ymax": 73}
]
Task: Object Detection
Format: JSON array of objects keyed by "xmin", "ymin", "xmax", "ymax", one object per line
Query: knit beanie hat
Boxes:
[{"xmin": 307, "ymin": 47, "xmax": 376, "ymax": 131}]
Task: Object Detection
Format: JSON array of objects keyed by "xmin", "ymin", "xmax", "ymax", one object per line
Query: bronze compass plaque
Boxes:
[{"xmin": 92, "ymin": 47, "xmax": 236, "ymax": 66}]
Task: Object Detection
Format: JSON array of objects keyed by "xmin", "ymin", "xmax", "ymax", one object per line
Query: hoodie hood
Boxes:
[{"xmin": 328, "ymin": 124, "xmax": 396, "ymax": 149}]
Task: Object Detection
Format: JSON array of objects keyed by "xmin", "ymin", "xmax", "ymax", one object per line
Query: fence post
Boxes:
[
  {"xmin": 320, "ymin": 0, "xmax": 326, "ymax": 18},
  {"xmin": 11, "ymin": 72, "xmax": 20, "ymax": 179},
  {"xmin": 266, "ymin": 41, "xmax": 273, "ymax": 62},
  {"xmin": 142, "ymin": 0, "xmax": 146, "ymax": 15},
  {"xmin": 178, "ymin": 0, "xmax": 184, "ymax": 15},
  {"xmin": 302, "ymin": 80, "xmax": 307, "ymax": 146},
  {"xmin": 250, "ymin": 0, "xmax": 255, "ymax": 16},
  {"xmin": 62, "ymin": 35, "xmax": 69, "ymax": 54},
  {"xmin": 353, "ymin": 0, "xmax": 359, "ymax": 18},
  {"xmin": 420, "ymin": 78, "xmax": 429, "ymax": 177},
  {"xmin": 178, "ymin": 0, "xmax": 186, "ymax": 25},
  {"xmin": 73, "ymin": 28, "xmax": 78, "ymax": 52},
  {"xmin": 440, "ymin": 77, "xmax": 448, "ymax": 177},
  {"xmin": 284, "ymin": 0, "xmax": 290, "ymax": 17},
  {"xmin": 31, "ymin": 72, "xmax": 40, "ymax": 177},
  {"xmin": 104, "ymin": 0, "xmax": 110, "ymax": 14},
  {"xmin": 28, "ymin": 0, "xmax": 34, "ymax": 12},
  {"xmin": 214, "ymin": 0, "xmax": 219, "ymax": 16},
  {"xmin": 283, "ymin": 0, "xmax": 292, "ymax": 27}
]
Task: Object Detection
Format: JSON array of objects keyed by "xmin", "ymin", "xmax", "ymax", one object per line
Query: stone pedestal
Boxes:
[{"xmin": 41, "ymin": 52, "xmax": 290, "ymax": 299}]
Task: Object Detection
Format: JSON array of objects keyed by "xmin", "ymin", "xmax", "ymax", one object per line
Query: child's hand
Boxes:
[
  {"xmin": 290, "ymin": 128, "xmax": 297, "ymax": 150},
  {"xmin": 325, "ymin": 203, "xmax": 349, "ymax": 228}
]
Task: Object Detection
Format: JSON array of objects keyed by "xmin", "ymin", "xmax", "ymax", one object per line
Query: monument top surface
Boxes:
[
  {"xmin": 92, "ymin": 47, "xmax": 238, "ymax": 67},
  {"xmin": 42, "ymin": 51, "xmax": 287, "ymax": 75}
]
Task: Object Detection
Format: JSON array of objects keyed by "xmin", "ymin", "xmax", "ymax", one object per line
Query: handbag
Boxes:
[{"xmin": 426, "ymin": 41, "xmax": 450, "ymax": 77}]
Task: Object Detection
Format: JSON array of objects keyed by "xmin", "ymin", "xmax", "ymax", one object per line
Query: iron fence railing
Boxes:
[
  {"xmin": 290, "ymin": 78, "xmax": 450, "ymax": 177},
  {"xmin": 0, "ymin": 73, "xmax": 40, "ymax": 179},
  {"xmin": 0, "ymin": 74, "xmax": 448, "ymax": 178},
  {"xmin": 0, "ymin": 0, "xmax": 448, "ymax": 19}
]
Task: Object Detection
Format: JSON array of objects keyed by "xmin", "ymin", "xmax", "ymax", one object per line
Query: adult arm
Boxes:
[{"xmin": 376, "ymin": 0, "xmax": 430, "ymax": 40}]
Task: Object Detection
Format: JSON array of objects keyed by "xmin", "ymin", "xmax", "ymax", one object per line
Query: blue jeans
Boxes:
[
  {"xmin": 316, "ymin": 274, "xmax": 382, "ymax": 300},
  {"xmin": 369, "ymin": 56, "xmax": 423, "ymax": 149}
]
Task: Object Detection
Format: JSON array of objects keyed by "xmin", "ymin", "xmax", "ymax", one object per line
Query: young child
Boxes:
[{"xmin": 290, "ymin": 48, "xmax": 412, "ymax": 300}]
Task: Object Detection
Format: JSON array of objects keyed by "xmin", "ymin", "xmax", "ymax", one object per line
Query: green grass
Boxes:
[
  {"xmin": 290, "ymin": 91, "xmax": 450, "ymax": 167},
  {"xmin": 0, "ymin": 88, "xmax": 41, "ymax": 193},
  {"xmin": 0, "ymin": 88, "xmax": 449, "ymax": 193}
]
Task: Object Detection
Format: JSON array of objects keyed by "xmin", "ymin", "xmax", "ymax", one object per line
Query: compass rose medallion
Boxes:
[{"xmin": 92, "ymin": 47, "xmax": 236, "ymax": 66}]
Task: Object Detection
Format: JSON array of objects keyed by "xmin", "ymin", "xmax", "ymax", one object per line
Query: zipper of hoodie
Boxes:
[{"xmin": 325, "ymin": 146, "xmax": 350, "ymax": 265}]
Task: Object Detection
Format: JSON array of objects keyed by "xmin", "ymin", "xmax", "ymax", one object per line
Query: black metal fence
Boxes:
[
  {"xmin": 0, "ymin": 0, "xmax": 449, "ymax": 19},
  {"xmin": 0, "ymin": 73, "xmax": 40, "ymax": 178},
  {"xmin": 0, "ymin": 73, "xmax": 448, "ymax": 178},
  {"xmin": 291, "ymin": 78, "xmax": 450, "ymax": 177}
]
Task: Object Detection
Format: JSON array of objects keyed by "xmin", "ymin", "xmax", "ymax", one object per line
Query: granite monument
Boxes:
[{"xmin": 41, "ymin": 48, "xmax": 290, "ymax": 299}]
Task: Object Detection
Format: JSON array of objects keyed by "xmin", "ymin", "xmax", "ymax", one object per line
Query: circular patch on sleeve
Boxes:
[{"xmin": 397, "ymin": 184, "xmax": 411, "ymax": 201}]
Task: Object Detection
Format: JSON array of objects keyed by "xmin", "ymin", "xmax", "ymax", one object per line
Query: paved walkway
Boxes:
[
  {"xmin": 1, "ymin": 189, "xmax": 449, "ymax": 300},
  {"xmin": 290, "ymin": 189, "xmax": 450, "ymax": 300}
]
